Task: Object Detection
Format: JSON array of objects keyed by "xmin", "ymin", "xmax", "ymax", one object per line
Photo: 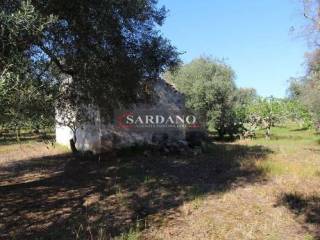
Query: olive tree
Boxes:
[
  {"xmin": 1, "ymin": 0, "xmax": 180, "ymax": 147},
  {"xmin": 287, "ymin": 0, "xmax": 320, "ymax": 131},
  {"xmin": 165, "ymin": 57, "xmax": 239, "ymax": 138},
  {"xmin": 288, "ymin": 51, "xmax": 320, "ymax": 131}
]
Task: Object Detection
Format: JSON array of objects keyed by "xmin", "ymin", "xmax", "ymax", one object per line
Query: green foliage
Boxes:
[
  {"xmin": 243, "ymin": 97, "xmax": 312, "ymax": 139},
  {"xmin": 235, "ymin": 88, "xmax": 257, "ymax": 106},
  {"xmin": 42, "ymin": 0, "xmax": 179, "ymax": 113},
  {"xmin": 285, "ymin": 100, "xmax": 313, "ymax": 128},
  {"xmin": 244, "ymin": 97, "xmax": 284, "ymax": 139},
  {"xmin": 287, "ymin": 77, "xmax": 304, "ymax": 100},
  {"xmin": 117, "ymin": 228, "xmax": 141, "ymax": 240},
  {"xmin": 0, "ymin": 1, "xmax": 57, "ymax": 137},
  {"xmin": 1, "ymin": 0, "xmax": 180, "ymax": 143},
  {"xmin": 232, "ymin": 88, "xmax": 258, "ymax": 137},
  {"xmin": 166, "ymin": 57, "xmax": 239, "ymax": 137},
  {"xmin": 287, "ymin": 50, "xmax": 320, "ymax": 131},
  {"xmin": 165, "ymin": 57, "xmax": 311, "ymax": 140},
  {"xmin": 288, "ymin": 1, "xmax": 320, "ymax": 132},
  {"xmin": 0, "ymin": 71, "xmax": 56, "ymax": 139},
  {"xmin": 0, "ymin": 0, "xmax": 56, "ymax": 72}
]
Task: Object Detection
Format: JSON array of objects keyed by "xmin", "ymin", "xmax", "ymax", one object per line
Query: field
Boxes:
[{"xmin": 0, "ymin": 126, "xmax": 320, "ymax": 240}]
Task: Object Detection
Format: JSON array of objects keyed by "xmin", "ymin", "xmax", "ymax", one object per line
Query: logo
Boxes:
[{"xmin": 115, "ymin": 108, "xmax": 202, "ymax": 131}]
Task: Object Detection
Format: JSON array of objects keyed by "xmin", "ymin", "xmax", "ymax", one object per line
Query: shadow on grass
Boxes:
[
  {"xmin": 290, "ymin": 127, "xmax": 311, "ymax": 132},
  {"xmin": 276, "ymin": 193, "xmax": 320, "ymax": 240},
  {"xmin": 266, "ymin": 135, "xmax": 304, "ymax": 141},
  {"xmin": 0, "ymin": 142, "xmax": 272, "ymax": 240},
  {"xmin": 0, "ymin": 132, "xmax": 55, "ymax": 146}
]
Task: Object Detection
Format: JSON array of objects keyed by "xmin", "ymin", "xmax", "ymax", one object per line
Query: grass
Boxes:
[
  {"xmin": 251, "ymin": 125, "xmax": 320, "ymax": 178},
  {"xmin": 0, "ymin": 124, "xmax": 320, "ymax": 239},
  {"xmin": 144, "ymin": 125, "xmax": 320, "ymax": 240},
  {"xmin": 257, "ymin": 159, "xmax": 320, "ymax": 177},
  {"xmin": 0, "ymin": 129, "xmax": 55, "ymax": 146},
  {"xmin": 116, "ymin": 223, "xmax": 142, "ymax": 240},
  {"xmin": 117, "ymin": 230, "xmax": 140, "ymax": 240}
]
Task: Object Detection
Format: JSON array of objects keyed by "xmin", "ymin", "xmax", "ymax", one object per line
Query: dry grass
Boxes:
[
  {"xmin": 0, "ymin": 125, "xmax": 320, "ymax": 240},
  {"xmin": 144, "ymin": 178, "xmax": 320, "ymax": 240},
  {"xmin": 142, "ymin": 126, "xmax": 320, "ymax": 240},
  {"xmin": 0, "ymin": 142, "xmax": 68, "ymax": 166}
]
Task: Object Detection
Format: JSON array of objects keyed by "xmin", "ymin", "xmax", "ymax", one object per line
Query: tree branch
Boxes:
[{"xmin": 39, "ymin": 45, "xmax": 75, "ymax": 75}]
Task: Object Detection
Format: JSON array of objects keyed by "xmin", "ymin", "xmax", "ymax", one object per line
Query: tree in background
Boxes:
[
  {"xmin": 285, "ymin": 99, "xmax": 313, "ymax": 129},
  {"xmin": 242, "ymin": 96, "xmax": 312, "ymax": 139},
  {"xmin": 0, "ymin": 70, "xmax": 56, "ymax": 140},
  {"xmin": 286, "ymin": 0, "xmax": 320, "ymax": 131},
  {"xmin": 232, "ymin": 88, "xmax": 258, "ymax": 138},
  {"xmin": 165, "ymin": 57, "xmax": 240, "ymax": 138},
  {"xmin": 301, "ymin": 0, "xmax": 320, "ymax": 47},
  {"xmin": 0, "ymin": 1, "xmax": 57, "ymax": 139},
  {"xmin": 288, "ymin": 50, "xmax": 320, "ymax": 131},
  {"xmin": 301, "ymin": 50, "xmax": 320, "ymax": 130},
  {"xmin": 235, "ymin": 88, "xmax": 257, "ymax": 106},
  {"xmin": 246, "ymin": 97, "xmax": 287, "ymax": 139},
  {"xmin": 165, "ymin": 56, "xmax": 310, "ymax": 140}
]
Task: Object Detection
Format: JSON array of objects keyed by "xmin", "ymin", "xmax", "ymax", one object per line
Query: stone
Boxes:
[{"xmin": 56, "ymin": 79, "xmax": 186, "ymax": 153}]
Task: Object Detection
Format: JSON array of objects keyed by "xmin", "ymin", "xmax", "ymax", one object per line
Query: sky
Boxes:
[{"xmin": 158, "ymin": 0, "xmax": 310, "ymax": 97}]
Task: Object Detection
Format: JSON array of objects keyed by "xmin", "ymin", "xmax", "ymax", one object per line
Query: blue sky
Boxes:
[{"xmin": 158, "ymin": 0, "xmax": 309, "ymax": 97}]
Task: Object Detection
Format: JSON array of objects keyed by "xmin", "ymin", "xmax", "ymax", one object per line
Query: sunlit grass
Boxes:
[
  {"xmin": 257, "ymin": 159, "xmax": 320, "ymax": 177},
  {"xmin": 0, "ymin": 141, "xmax": 69, "ymax": 153},
  {"xmin": 253, "ymin": 125, "xmax": 319, "ymax": 146},
  {"xmin": 248, "ymin": 125, "xmax": 320, "ymax": 178},
  {"xmin": 116, "ymin": 228, "xmax": 141, "ymax": 240}
]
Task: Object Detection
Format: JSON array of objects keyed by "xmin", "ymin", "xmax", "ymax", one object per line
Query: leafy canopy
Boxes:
[
  {"xmin": 0, "ymin": 0, "xmax": 180, "ymax": 127},
  {"xmin": 0, "ymin": 1, "xmax": 57, "ymax": 134},
  {"xmin": 165, "ymin": 57, "xmax": 238, "ymax": 137},
  {"xmin": 288, "ymin": 49, "xmax": 320, "ymax": 130}
]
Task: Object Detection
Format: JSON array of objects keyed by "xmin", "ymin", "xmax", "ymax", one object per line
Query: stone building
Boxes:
[{"xmin": 56, "ymin": 78, "xmax": 186, "ymax": 153}]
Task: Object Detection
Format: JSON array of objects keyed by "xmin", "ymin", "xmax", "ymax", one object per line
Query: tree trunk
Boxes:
[
  {"xmin": 70, "ymin": 130, "xmax": 78, "ymax": 154},
  {"xmin": 218, "ymin": 129, "xmax": 225, "ymax": 139},
  {"xmin": 265, "ymin": 127, "xmax": 271, "ymax": 140},
  {"xmin": 15, "ymin": 128, "xmax": 20, "ymax": 142}
]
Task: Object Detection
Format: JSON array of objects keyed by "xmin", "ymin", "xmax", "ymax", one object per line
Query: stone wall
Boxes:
[{"xmin": 56, "ymin": 79, "xmax": 186, "ymax": 153}]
